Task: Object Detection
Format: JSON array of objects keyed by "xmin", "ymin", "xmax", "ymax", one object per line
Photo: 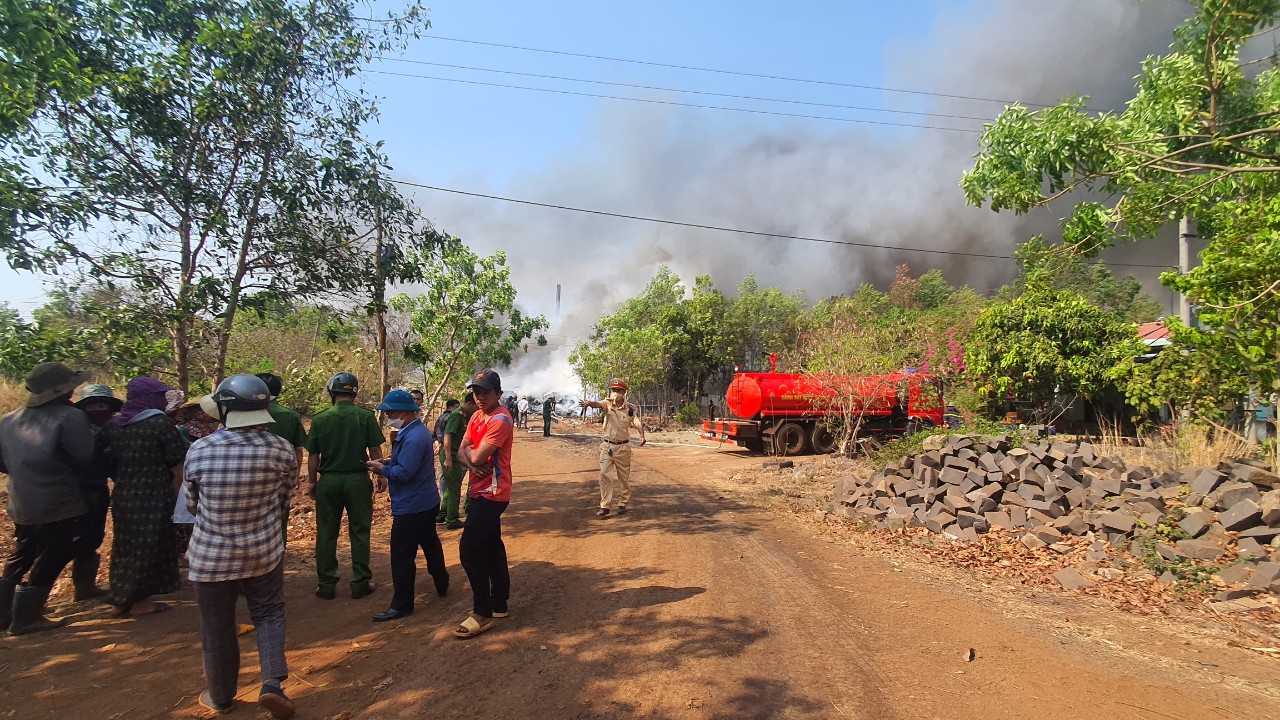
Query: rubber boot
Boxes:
[
  {"xmin": 8, "ymin": 584, "xmax": 66, "ymax": 636},
  {"xmin": 0, "ymin": 579, "xmax": 15, "ymax": 632},
  {"xmin": 72, "ymin": 555, "xmax": 107, "ymax": 601}
]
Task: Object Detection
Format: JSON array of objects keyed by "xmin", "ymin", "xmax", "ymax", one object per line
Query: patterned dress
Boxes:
[{"xmin": 100, "ymin": 414, "xmax": 189, "ymax": 608}]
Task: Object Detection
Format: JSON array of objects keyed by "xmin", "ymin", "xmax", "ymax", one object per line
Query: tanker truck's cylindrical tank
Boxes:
[{"xmin": 725, "ymin": 373, "xmax": 837, "ymax": 418}]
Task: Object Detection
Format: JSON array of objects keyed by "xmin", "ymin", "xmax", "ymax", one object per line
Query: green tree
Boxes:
[
  {"xmin": 961, "ymin": 0, "xmax": 1280, "ymax": 426},
  {"xmin": 1006, "ymin": 237, "xmax": 1163, "ymax": 323},
  {"xmin": 965, "ymin": 286, "xmax": 1144, "ymax": 423},
  {"xmin": 392, "ymin": 237, "xmax": 548, "ymax": 407},
  {"xmin": 0, "ymin": 0, "xmax": 430, "ymax": 392}
]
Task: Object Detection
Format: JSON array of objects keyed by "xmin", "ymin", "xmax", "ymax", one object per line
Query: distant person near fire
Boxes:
[{"xmin": 580, "ymin": 378, "xmax": 646, "ymax": 518}]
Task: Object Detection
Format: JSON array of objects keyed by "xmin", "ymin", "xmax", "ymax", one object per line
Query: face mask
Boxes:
[
  {"xmin": 611, "ymin": 391, "xmax": 625, "ymax": 402},
  {"xmin": 387, "ymin": 417, "xmax": 404, "ymax": 430},
  {"xmin": 84, "ymin": 408, "xmax": 115, "ymax": 426}
]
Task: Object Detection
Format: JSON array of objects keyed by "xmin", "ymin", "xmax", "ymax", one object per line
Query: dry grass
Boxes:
[
  {"xmin": 1090, "ymin": 418, "xmax": 1266, "ymax": 473},
  {"xmin": 0, "ymin": 377, "xmax": 26, "ymax": 416}
]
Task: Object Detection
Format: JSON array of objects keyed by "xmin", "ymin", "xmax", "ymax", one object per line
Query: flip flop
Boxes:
[{"xmin": 453, "ymin": 613, "xmax": 494, "ymax": 638}]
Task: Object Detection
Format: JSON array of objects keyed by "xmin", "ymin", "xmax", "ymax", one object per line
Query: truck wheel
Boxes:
[
  {"xmin": 810, "ymin": 423, "xmax": 837, "ymax": 454},
  {"xmin": 774, "ymin": 422, "xmax": 808, "ymax": 456}
]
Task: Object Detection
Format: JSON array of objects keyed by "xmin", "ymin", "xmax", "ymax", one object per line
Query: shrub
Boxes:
[{"xmin": 673, "ymin": 402, "xmax": 702, "ymax": 426}]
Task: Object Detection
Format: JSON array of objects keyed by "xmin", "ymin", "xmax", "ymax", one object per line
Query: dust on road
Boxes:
[{"xmin": 1, "ymin": 430, "xmax": 1277, "ymax": 719}]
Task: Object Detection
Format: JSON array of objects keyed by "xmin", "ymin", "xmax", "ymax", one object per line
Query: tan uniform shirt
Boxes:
[{"xmin": 600, "ymin": 398, "xmax": 641, "ymax": 443}]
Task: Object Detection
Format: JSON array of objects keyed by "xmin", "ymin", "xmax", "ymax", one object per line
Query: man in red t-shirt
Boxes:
[{"xmin": 453, "ymin": 369, "xmax": 514, "ymax": 638}]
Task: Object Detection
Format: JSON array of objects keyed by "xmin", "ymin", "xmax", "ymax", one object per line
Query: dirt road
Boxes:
[{"xmin": 2, "ymin": 430, "xmax": 1278, "ymax": 719}]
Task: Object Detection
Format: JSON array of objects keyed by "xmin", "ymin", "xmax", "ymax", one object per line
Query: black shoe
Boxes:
[
  {"xmin": 199, "ymin": 690, "xmax": 234, "ymax": 715},
  {"xmin": 617, "ymin": 505, "xmax": 628, "ymax": 515},
  {"xmin": 435, "ymin": 516, "xmax": 446, "ymax": 524},
  {"xmin": 595, "ymin": 508, "xmax": 609, "ymax": 517},
  {"xmin": 372, "ymin": 607, "xmax": 412, "ymax": 622},
  {"xmin": 258, "ymin": 681, "xmax": 296, "ymax": 719},
  {"xmin": 445, "ymin": 520, "xmax": 465, "ymax": 530},
  {"xmin": 351, "ymin": 584, "xmax": 375, "ymax": 600},
  {"xmin": 434, "ymin": 574, "xmax": 450, "ymax": 597},
  {"xmin": 314, "ymin": 586, "xmax": 335, "ymax": 600}
]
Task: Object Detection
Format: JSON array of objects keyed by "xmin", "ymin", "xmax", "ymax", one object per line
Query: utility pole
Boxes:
[{"xmin": 1178, "ymin": 216, "xmax": 1194, "ymax": 327}]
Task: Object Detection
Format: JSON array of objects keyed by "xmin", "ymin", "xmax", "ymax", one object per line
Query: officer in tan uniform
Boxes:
[{"xmin": 580, "ymin": 378, "xmax": 646, "ymax": 518}]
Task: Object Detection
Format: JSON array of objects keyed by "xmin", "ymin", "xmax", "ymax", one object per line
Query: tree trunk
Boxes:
[
  {"xmin": 213, "ymin": 148, "xmax": 274, "ymax": 386},
  {"xmin": 375, "ymin": 210, "xmax": 390, "ymax": 399}
]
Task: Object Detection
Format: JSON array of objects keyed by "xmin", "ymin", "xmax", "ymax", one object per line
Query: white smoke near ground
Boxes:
[{"xmin": 407, "ymin": 0, "xmax": 1191, "ymax": 398}]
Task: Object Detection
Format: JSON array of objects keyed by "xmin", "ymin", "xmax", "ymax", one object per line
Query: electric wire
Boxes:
[
  {"xmin": 367, "ymin": 69, "xmax": 982, "ymax": 133},
  {"xmin": 416, "ymin": 34, "xmax": 1059, "ymax": 109},
  {"xmin": 388, "ymin": 178, "xmax": 1173, "ymax": 269},
  {"xmin": 375, "ymin": 57, "xmax": 996, "ymax": 123}
]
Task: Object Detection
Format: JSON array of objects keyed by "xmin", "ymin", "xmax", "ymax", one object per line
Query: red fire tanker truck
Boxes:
[{"xmin": 700, "ymin": 371, "xmax": 945, "ymax": 456}]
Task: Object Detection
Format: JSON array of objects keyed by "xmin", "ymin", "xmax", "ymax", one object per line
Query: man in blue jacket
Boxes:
[{"xmin": 366, "ymin": 390, "xmax": 449, "ymax": 622}]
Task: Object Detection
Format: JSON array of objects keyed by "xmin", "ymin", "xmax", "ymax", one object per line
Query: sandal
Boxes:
[{"xmin": 453, "ymin": 613, "xmax": 494, "ymax": 638}]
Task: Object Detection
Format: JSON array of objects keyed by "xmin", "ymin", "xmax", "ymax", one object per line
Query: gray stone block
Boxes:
[
  {"xmin": 1189, "ymin": 469, "xmax": 1225, "ymax": 496},
  {"xmin": 985, "ymin": 510, "xmax": 1014, "ymax": 530},
  {"xmin": 1236, "ymin": 524, "xmax": 1280, "ymax": 541},
  {"xmin": 1030, "ymin": 525, "xmax": 1063, "ymax": 544},
  {"xmin": 1249, "ymin": 562, "xmax": 1280, "ymax": 589},
  {"xmin": 1215, "ymin": 481, "xmax": 1262, "ymax": 510},
  {"xmin": 1053, "ymin": 567, "xmax": 1092, "ymax": 590},
  {"xmin": 939, "ymin": 467, "xmax": 967, "ymax": 486},
  {"xmin": 1215, "ymin": 563, "xmax": 1254, "ymax": 585},
  {"xmin": 1179, "ymin": 508, "xmax": 1213, "ymax": 538},
  {"xmin": 1220, "ymin": 499, "xmax": 1263, "ymax": 531},
  {"xmin": 1053, "ymin": 514, "xmax": 1088, "ymax": 535},
  {"xmin": 1008, "ymin": 507, "xmax": 1028, "ymax": 528},
  {"xmin": 1230, "ymin": 463, "xmax": 1280, "ymax": 490},
  {"xmin": 1021, "ymin": 532, "xmax": 1047, "ymax": 550},
  {"xmin": 1237, "ymin": 537, "xmax": 1267, "ymax": 558},
  {"xmin": 1099, "ymin": 511, "xmax": 1135, "ymax": 533},
  {"xmin": 1259, "ymin": 489, "xmax": 1280, "ymax": 526},
  {"xmin": 1175, "ymin": 538, "xmax": 1227, "ymax": 560}
]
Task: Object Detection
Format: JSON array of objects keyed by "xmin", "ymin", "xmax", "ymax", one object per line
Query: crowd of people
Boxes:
[{"xmin": 0, "ymin": 362, "xmax": 519, "ymax": 717}]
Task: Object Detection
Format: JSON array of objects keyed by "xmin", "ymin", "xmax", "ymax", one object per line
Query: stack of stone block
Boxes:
[{"xmin": 832, "ymin": 435, "xmax": 1280, "ymax": 594}]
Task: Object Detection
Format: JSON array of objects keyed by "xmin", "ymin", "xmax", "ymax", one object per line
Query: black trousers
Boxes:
[
  {"xmin": 3, "ymin": 516, "xmax": 82, "ymax": 586},
  {"xmin": 459, "ymin": 496, "xmax": 509, "ymax": 617},
  {"xmin": 75, "ymin": 485, "xmax": 111, "ymax": 561},
  {"xmin": 389, "ymin": 507, "xmax": 448, "ymax": 612}
]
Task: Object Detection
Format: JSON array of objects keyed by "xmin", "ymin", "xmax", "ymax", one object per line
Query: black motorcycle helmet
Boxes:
[
  {"xmin": 326, "ymin": 371, "xmax": 359, "ymax": 399},
  {"xmin": 212, "ymin": 374, "xmax": 272, "ymax": 424}
]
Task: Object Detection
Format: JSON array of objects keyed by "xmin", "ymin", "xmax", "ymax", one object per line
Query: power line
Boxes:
[
  {"xmin": 418, "ymin": 34, "xmax": 1058, "ymax": 109},
  {"xmin": 367, "ymin": 70, "xmax": 982, "ymax": 133},
  {"xmin": 376, "ymin": 57, "xmax": 995, "ymax": 123},
  {"xmin": 388, "ymin": 178, "xmax": 1173, "ymax": 269}
]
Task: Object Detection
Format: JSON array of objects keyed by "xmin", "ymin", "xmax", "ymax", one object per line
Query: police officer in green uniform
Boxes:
[
  {"xmin": 305, "ymin": 372, "xmax": 385, "ymax": 600},
  {"xmin": 257, "ymin": 373, "xmax": 307, "ymax": 543}
]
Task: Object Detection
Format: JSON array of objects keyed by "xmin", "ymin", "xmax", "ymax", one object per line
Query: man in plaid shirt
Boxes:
[{"xmin": 185, "ymin": 375, "xmax": 298, "ymax": 718}]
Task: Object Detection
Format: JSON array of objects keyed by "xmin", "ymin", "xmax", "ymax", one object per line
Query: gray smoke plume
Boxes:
[{"xmin": 405, "ymin": 0, "xmax": 1192, "ymax": 396}]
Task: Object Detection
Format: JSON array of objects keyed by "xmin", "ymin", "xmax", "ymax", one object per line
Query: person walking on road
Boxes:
[
  {"xmin": 0, "ymin": 362, "xmax": 95, "ymax": 635},
  {"xmin": 305, "ymin": 372, "xmax": 385, "ymax": 601},
  {"xmin": 436, "ymin": 394, "xmax": 476, "ymax": 529},
  {"xmin": 185, "ymin": 375, "xmax": 298, "ymax": 718},
  {"xmin": 580, "ymin": 378, "xmax": 646, "ymax": 518},
  {"xmin": 366, "ymin": 390, "xmax": 449, "ymax": 622},
  {"xmin": 453, "ymin": 369, "xmax": 514, "ymax": 639}
]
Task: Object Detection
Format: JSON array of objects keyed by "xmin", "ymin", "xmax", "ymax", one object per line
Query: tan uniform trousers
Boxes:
[{"xmin": 598, "ymin": 441, "xmax": 632, "ymax": 509}]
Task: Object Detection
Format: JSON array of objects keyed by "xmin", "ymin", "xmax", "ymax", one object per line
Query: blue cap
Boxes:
[{"xmin": 377, "ymin": 389, "xmax": 420, "ymax": 412}]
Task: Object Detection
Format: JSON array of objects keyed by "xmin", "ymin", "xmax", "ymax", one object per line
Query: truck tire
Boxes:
[
  {"xmin": 810, "ymin": 423, "xmax": 837, "ymax": 454},
  {"xmin": 774, "ymin": 422, "xmax": 808, "ymax": 456}
]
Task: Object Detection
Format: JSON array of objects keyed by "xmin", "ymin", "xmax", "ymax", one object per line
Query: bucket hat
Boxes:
[
  {"xmin": 25, "ymin": 362, "xmax": 93, "ymax": 408},
  {"xmin": 377, "ymin": 389, "xmax": 421, "ymax": 412},
  {"xmin": 75, "ymin": 383, "xmax": 124, "ymax": 412}
]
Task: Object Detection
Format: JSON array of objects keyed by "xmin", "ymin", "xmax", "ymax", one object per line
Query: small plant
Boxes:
[{"xmin": 673, "ymin": 402, "xmax": 702, "ymax": 426}]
